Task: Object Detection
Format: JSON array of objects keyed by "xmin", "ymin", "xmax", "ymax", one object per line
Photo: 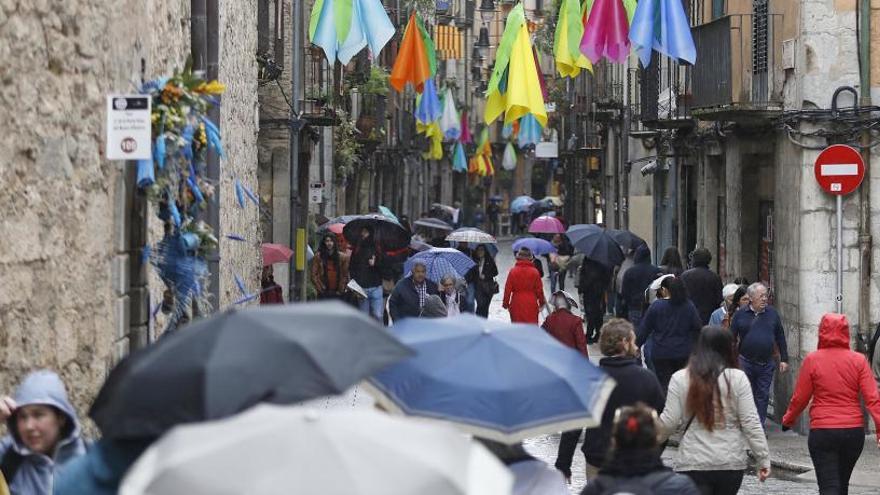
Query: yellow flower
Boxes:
[{"xmin": 195, "ymin": 80, "xmax": 226, "ymax": 95}]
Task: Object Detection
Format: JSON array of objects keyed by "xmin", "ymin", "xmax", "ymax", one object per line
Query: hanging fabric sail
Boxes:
[
  {"xmin": 416, "ymin": 120, "xmax": 444, "ymax": 160},
  {"xmin": 452, "ymin": 141, "xmax": 468, "ymax": 172},
  {"xmin": 309, "ymin": 0, "xmax": 395, "ymax": 64},
  {"xmin": 484, "ymin": 4, "xmax": 547, "ymax": 127},
  {"xmin": 629, "ymin": 0, "xmax": 697, "ymax": 67},
  {"xmin": 439, "ymin": 87, "xmax": 461, "ymax": 141},
  {"xmin": 580, "ymin": 0, "xmax": 630, "ymax": 64},
  {"xmin": 553, "ymin": 0, "xmax": 591, "ymax": 77},
  {"xmin": 623, "ymin": 0, "xmax": 637, "ymax": 23},
  {"xmin": 459, "ymin": 111, "xmax": 473, "ymax": 144},
  {"xmin": 470, "ymin": 127, "xmax": 495, "ymax": 176},
  {"xmin": 517, "ymin": 113, "xmax": 542, "ymax": 149},
  {"xmin": 414, "ymin": 79, "xmax": 442, "ymax": 124},
  {"xmin": 502, "ymin": 141, "xmax": 517, "ymax": 171},
  {"xmin": 390, "ymin": 13, "xmax": 435, "ymax": 92}
]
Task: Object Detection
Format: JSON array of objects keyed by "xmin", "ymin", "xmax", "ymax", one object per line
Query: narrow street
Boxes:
[{"xmin": 311, "ymin": 239, "xmax": 877, "ymax": 494}]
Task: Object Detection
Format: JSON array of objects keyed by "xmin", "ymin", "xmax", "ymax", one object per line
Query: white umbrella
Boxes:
[
  {"xmin": 120, "ymin": 405, "xmax": 513, "ymax": 495},
  {"xmin": 446, "ymin": 227, "xmax": 497, "ymax": 244}
]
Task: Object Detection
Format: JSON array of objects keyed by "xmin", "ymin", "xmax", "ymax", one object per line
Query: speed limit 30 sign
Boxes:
[{"xmin": 814, "ymin": 144, "xmax": 865, "ymax": 196}]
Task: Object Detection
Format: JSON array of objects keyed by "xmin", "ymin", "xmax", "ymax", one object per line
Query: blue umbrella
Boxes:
[
  {"xmin": 510, "ymin": 195, "xmax": 536, "ymax": 214},
  {"xmin": 365, "ymin": 314, "xmax": 615, "ymax": 443},
  {"xmin": 512, "ymin": 237, "xmax": 557, "ymax": 256},
  {"xmin": 404, "ymin": 247, "xmax": 476, "ymax": 282},
  {"xmin": 378, "ymin": 205, "xmax": 399, "ymax": 222}
]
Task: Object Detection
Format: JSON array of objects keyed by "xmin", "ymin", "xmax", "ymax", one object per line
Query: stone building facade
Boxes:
[{"xmin": 0, "ymin": 0, "xmax": 259, "ymax": 419}]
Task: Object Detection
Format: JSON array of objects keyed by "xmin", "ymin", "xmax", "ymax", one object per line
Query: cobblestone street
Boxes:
[{"xmin": 308, "ymin": 239, "xmax": 880, "ymax": 494}]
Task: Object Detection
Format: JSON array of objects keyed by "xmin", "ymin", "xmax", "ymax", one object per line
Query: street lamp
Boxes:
[
  {"xmin": 475, "ymin": 25, "xmax": 491, "ymax": 60},
  {"xmin": 478, "ymin": 0, "xmax": 496, "ymax": 22}
]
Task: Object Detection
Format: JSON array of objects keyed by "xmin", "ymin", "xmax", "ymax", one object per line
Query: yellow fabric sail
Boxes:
[
  {"xmin": 485, "ymin": 23, "xmax": 548, "ymax": 127},
  {"xmin": 554, "ymin": 0, "xmax": 592, "ymax": 78}
]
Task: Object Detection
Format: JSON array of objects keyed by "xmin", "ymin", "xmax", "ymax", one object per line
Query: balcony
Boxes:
[
  {"xmin": 639, "ymin": 52, "xmax": 693, "ymax": 129},
  {"xmin": 691, "ymin": 14, "xmax": 783, "ymax": 121}
]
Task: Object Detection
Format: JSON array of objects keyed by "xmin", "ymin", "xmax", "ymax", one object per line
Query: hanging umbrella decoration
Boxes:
[
  {"xmin": 390, "ymin": 13, "xmax": 436, "ymax": 92},
  {"xmin": 517, "ymin": 113, "xmax": 542, "ymax": 149},
  {"xmin": 469, "ymin": 127, "xmax": 495, "ymax": 177},
  {"xmin": 580, "ymin": 0, "xmax": 630, "ymax": 64},
  {"xmin": 459, "ymin": 111, "xmax": 473, "ymax": 144},
  {"xmin": 452, "ymin": 141, "xmax": 468, "ymax": 173},
  {"xmin": 308, "ymin": 0, "xmax": 396, "ymax": 64},
  {"xmin": 502, "ymin": 141, "xmax": 517, "ymax": 171},
  {"xmin": 440, "ymin": 87, "xmax": 461, "ymax": 141},
  {"xmin": 628, "ymin": 0, "xmax": 697, "ymax": 66},
  {"xmin": 484, "ymin": 3, "xmax": 547, "ymax": 129},
  {"xmin": 554, "ymin": 0, "xmax": 592, "ymax": 77},
  {"xmin": 414, "ymin": 81, "xmax": 444, "ymax": 160}
]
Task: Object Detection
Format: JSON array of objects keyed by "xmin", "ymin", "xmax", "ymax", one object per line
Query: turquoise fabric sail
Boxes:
[
  {"xmin": 452, "ymin": 141, "xmax": 467, "ymax": 172},
  {"xmin": 310, "ymin": 0, "xmax": 394, "ymax": 64},
  {"xmin": 628, "ymin": 0, "xmax": 697, "ymax": 67},
  {"xmin": 517, "ymin": 114, "xmax": 542, "ymax": 149}
]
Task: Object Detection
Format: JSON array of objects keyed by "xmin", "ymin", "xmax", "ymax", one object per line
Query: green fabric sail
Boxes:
[
  {"xmin": 334, "ymin": 0, "xmax": 354, "ymax": 43},
  {"xmin": 486, "ymin": 3, "xmax": 525, "ymax": 96},
  {"xmin": 309, "ymin": 0, "xmax": 324, "ymax": 40},
  {"xmin": 416, "ymin": 15, "xmax": 438, "ymax": 76}
]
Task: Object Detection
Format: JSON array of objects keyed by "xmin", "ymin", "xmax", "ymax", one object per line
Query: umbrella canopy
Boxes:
[
  {"xmin": 365, "ymin": 314, "xmax": 615, "ymax": 443},
  {"xmin": 120, "ymin": 405, "xmax": 513, "ymax": 495},
  {"xmin": 322, "ymin": 222, "xmax": 344, "ymax": 235},
  {"xmin": 510, "ymin": 195, "xmax": 536, "ymax": 213},
  {"xmin": 446, "ymin": 227, "xmax": 497, "ymax": 244},
  {"xmin": 413, "ymin": 217, "xmax": 454, "ymax": 231},
  {"xmin": 378, "ymin": 205, "xmax": 399, "ymax": 222},
  {"xmin": 511, "ymin": 237, "xmax": 557, "ymax": 256},
  {"xmin": 431, "ymin": 203, "xmax": 457, "ymax": 215},
  {"xmin": 321, "ymin": 214, "xmax": 360, "ymax": 226},
  {"xmin": 565, "ymin": 224, "xmax": 625, "ymax": 267},
  {"xmin": 342, "ymin": 214, "xmax": 411, "ymax": 250},
  {"xmin": 528, "ymin": 215, "xmax": 566, "ymax": 234},
  {"xmin": 89, "ymin": 301, "xmax": 412, "ymax": 440},
  {"xmin": 404, "ymin": 247, "xmax": 476, "ymax": 282},
  {"xmin": 410, "ymin": 239, "xmax": 433, "ymax": 252},
  {"xmin": 607, "ymin": 228, "xmax": 646, "ymax": 252},
  {"xmin": 541, "ymin": 196, "xmax": 563, "ymax": 206},
  {"xmin": 260, "ymin": 243, "xmax": 293, "ymax": 266}
]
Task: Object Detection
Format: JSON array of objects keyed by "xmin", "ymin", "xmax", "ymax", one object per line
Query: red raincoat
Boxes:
[
  {"xmin": 542, "ymin": 309, "xmax": 588, "ymax": 357},
  {"xmin": 782, "ymin": 313, "xmax": 880, "ymax": 436},
  {"xmin": 503, "ymin": 259, "xmax": 546, "ymax": 324}
]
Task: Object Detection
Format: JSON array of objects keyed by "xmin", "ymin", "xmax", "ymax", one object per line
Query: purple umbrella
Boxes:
[
  {"xmin": 512, "ymin": 237, "xmax": 557, "ymax": 256},
  {"xmin": 528, "ymin": 216, "xmax": 566, "ymax": 234}
]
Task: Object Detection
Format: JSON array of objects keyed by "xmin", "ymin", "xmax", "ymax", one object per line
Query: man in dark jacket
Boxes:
[
  {"xmin": 578, "ymin": 258, "xmax": 611, "ymax": 343},
  {"xmin": 580, "ymin": 319, "xmax": 665, "ymax": 479},
  {"xmin": 619, "ymin": 244, "xmax": 661, "ymax": 328},
  {"xmin": 730, "ymin": 282, "xmax": 789, "ymax": 427},
  {"xmin": 680, "ymin": 247, "xmax": 723, "ymax": 325},
  {"xmin": 388, "ymin": 262, "xmax": 439, "ymax": 322},
  {"xmin": 350, "ymin": 227, "xmax": 385, "ymax": 320}
]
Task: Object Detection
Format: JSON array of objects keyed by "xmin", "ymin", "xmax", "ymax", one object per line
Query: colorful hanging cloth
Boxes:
[
  {"xmin": 517, "ymin": 113, "xmax": 542, "ymax": 149},
  {"xmin": 414, "ymin": 79, "xmax": 442, "ymax": 123},
  {"xmin": 580, "ymin": 0, "xmax": 630, "ymax": 64},
  {"xmin": 629, "ymin": 0, "xmax": 697, "ymax": 67},
  {"xmin": 502, "ymin": 141, "xmax": 517, "ymax": 171},
  {"xmin": 452, "ymin": 141, "xmax": 468, "ymax": 172},
  {"xmin": 459, "ymin": 111, "xmax": 473, "ymax": 144},
  {"xmin": 390, "ymin": 13, "xmax": 436, "ymax": 92},
  {"xmin": 308, "ymin": 0, "xmax": 395, "ymax": 64},
  {"xmin": 553, "ymin": 0, "xmax": 591, "ymax": 77},
  {"xmin": 439, "ymin": 88, "xmax": 461, "ymax": 141}
]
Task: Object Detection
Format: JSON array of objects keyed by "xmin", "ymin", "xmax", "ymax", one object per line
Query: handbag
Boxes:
[{"xmin": 480, "ymin": 278, "xmax": 500, "ymax": 295}]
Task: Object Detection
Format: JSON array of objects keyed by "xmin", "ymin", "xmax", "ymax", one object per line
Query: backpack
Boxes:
[{"xmin": 589, "ymin": 470, "xmax": 676, "ymax": 495}]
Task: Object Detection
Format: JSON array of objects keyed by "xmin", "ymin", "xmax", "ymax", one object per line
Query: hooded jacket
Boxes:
[
  {"xmin": 581, "ymin": 450, "xmax": 699, "ymax": 495},
  {"xmin": 541, "ymin": 309, "xmax": 588, "ymax": 357},
  {"xmin": 0, "ymin": 371, "xmax": 86, "ymax": 495},
  {"xmin": 620, "ymin": 245, "xmax": 661, "ymax": 314},
  {"xmin": 679, "ymin": 265, "xmax": 723, "ymax": 325},
  {"xmin": 503, "ymin": 259, "xmax": 546, "ymax": 324},
  {"xmin": 782, "ymin": 313, "xmax": 880, "ymax": 434}
]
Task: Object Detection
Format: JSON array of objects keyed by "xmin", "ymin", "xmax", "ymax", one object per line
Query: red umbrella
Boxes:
[
  {"xmin": 528, "ymin": 216, "xmax": 566, "ymax": 234},
  {"xmin": 261, "ymin": 243, "xmax": 293, "ymax": 266},
  {"xmin": 326, "ymin": 223, "xmax": 344, "ymax": 234}
]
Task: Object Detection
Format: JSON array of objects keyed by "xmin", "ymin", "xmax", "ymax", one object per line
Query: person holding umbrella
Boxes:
[
  {"xmin": 389, "ymin": 261, "xmax": 440, "ymax": 322},
  {"xmin": 311, "ymin": 233, "xmax": 350, "ymax": 300},
  {"xmin": 472, "ymin": 245, "xmax": 499, "ymax": 318},
  {"xmin": 350, "ymin": 226, "xmax": 386, "ymax": 320},
  {"xmin": 620, "ymin": 244, "xmax": 662, "ymax": 328},
  {"xmin": 503, "ymin": 248, "xmax": 547, "ymax": 324},
  {"xmin": 578, "ymin": 258, "xmax": 612, "ymax": 344}
]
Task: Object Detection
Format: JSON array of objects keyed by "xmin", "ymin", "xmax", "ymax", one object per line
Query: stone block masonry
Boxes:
[{"xmin": 0, "ymin": 0, "xmax": 259, "ymax": 424}]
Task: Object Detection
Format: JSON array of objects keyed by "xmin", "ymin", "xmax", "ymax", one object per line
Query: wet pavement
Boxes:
[{"xmin": 312, "ymin": 238, "xmax": 877, "ymax": 494}]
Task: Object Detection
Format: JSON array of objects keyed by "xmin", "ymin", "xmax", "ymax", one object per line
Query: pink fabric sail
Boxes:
[
  {"xmin": 580, "ymin": 0, "xmax": 630, "ymax": 64},
  {"xmin": 459, "ymin": 111, "xmax": 473, "ymax": 144}
]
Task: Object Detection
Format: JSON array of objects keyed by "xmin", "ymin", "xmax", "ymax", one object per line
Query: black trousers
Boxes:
[
  {"xmin": 582, "ymin": 297, "xmax": 604, "ymax": 341},
  {"xmin": 554, "ymin": 429, "xmax": 583, "ymax": 478},
  {"xmin": 681, "ymin": 470, "xmax": 744, "ymax": 495},
  {"xmin": 475, "ymin": 290, "xmax": 492, "ymax": 318},
  {"xmin": 808, "ymin": 427, "xmax": 865, "ymax": 495},
  {"xmin": 652, "ymin": 357, "xmax": 689, "ymax": 393}
]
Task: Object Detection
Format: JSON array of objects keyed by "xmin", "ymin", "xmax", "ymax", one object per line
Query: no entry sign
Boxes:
[{"xmin": 814, "ymin": 144, "xmax": 865, "ymax": 195}]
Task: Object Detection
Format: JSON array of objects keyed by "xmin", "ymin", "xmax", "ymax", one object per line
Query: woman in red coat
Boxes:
[
  {"xmin": 503, "ymin": 248, "xmax": 546, "ymax": 324},
  {"xmin": 782, "ymin": 313, "xmax": 880, "ymax": 495}
]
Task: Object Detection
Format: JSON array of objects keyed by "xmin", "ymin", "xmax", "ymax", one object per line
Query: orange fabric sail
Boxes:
[{"xmin": 390, "ymin": 14, "xmax": 433, "ymax": 93}]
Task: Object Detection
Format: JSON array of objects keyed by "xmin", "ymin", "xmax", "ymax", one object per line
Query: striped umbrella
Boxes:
[
  {"xmin": 445, "ymin": 228, "xmax": 497, "ymax": 244},
  {"xmin": 404, "ymin": 248, "xmax": 476, "ymax": 283}
]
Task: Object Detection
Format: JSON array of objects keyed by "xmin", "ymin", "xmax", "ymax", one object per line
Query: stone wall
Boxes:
[{"xmin": 0, "ymin": 0, "xmax": 259, "ymax": 422}]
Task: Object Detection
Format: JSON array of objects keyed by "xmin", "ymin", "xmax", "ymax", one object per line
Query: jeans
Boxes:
[
  {"xmin": 681, "ymin": 470, "xmax": 744, "ymax": 495},
  {"xmin": 738, "ymin": 356, "xmax": 776, "ymax": 426},
  {"xmin": 465, "ymin": 282, "xmax": 476, "ymax": 313},
  {"xmin": 549, "ymin": 269, "xmax": 559, "ymax": 294},
  {"xmin": 554, "ymin": 429, "xmax": 583, "ymax": 479},
  {"xmin": 808, "ymin": 428, "xmax": 865, "ymax": 495},
  {"xmin": 653, "ymin": 357, "xmax": 689, "ymax": 393},
  {"xmin": 558, "ymin": 269, "xmax": 567, "ymax": 291},
  {"xmin": 359, "ymin": 285, "xmax": 385, "ymax": 321}
]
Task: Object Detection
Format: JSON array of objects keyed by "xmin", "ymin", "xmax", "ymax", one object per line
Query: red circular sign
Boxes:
[{"xmin": 814, "ymin": 144, "xmax": 865, "ymax": 195}]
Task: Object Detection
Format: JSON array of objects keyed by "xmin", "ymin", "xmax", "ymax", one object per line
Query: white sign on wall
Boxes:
[
  {"xmin": 535, "ymin": 142, "xmax": 558, "ymax": 158},
  {"xmin": 309, "ymin": 182, "xmax": 324, "ymax": 205},
  {"xmin": 106, "ymin": 95, "xmax": 152, "ymax": 160}
]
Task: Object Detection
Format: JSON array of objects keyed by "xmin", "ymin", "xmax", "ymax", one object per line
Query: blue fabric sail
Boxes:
[
  {"xmin": 629, "ymin": 0, "xmax": 696, "ymax": 67},
  {"xmin": 337, "ymin": 0, "xmax": 396, "ymax": 64},
  {"xmin": 414, "ymin": 79, "xmax": 442, "ymax": 123},
  {"xmin": 452, "ymin": 141, "xmax": 467, "ymax": 172},
  {"xmin": 517, "ymin": 114, "xmax": 542, "ymax": 149}
]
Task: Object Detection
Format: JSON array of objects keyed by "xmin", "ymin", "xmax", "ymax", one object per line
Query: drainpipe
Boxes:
[
  {"xmin": 206, "ymin": 0, "xmax": 221, "ymax": 311},
  {"xmin": 289, "ymin": 0, "xmax": 305, "ymax": 301},
  {"xmin": 190, "ymin": 0, "xmax": 208, "ymax": 318},
  {"xmin": 857, "ymin": 0, "xmax": 872, "ymax": 352}
]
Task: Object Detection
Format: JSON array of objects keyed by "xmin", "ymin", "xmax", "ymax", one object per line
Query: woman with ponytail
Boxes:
[
  {"xmin": 581, "ymin": 404, "xmax": 698, "ymax": 495},
  {"xmin": 658, "ymin": 326, "xmax": 770, "ymax": 495}
]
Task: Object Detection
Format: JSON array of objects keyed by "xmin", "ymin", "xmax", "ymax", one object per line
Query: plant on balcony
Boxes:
[
  {"xmin": 403, "ymin": 0, "xmax": 435, "ymax": 21},
  {"xmin": 334, "ymin": 109, "xmax": 362, "ymax": 183},
  {"xmin": 533, "ymin": 4, "xmax": 558, "ymax": 55},
  {"xmin": 355, "ymin": 67, "xmax": 389, "ymax": 135}
]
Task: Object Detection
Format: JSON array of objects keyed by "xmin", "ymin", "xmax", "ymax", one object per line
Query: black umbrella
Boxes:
[
  {"xmin": 413, "ymin": 217, "xmax": 454, "ymax": 231},
  {"xmin": 90, "ymin": 301, "xmax": 413, "ymax": 440},
  {"xmin": 342, "ymin": 214, "xmax": 411, "ymax": 250},
  {"xmin": 565, "ymin": 224, "xmax": 625, "ymax": 268},
  {"xmin": 607, "ymin": 229, "xmax": 646, "ymax": 252}
]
